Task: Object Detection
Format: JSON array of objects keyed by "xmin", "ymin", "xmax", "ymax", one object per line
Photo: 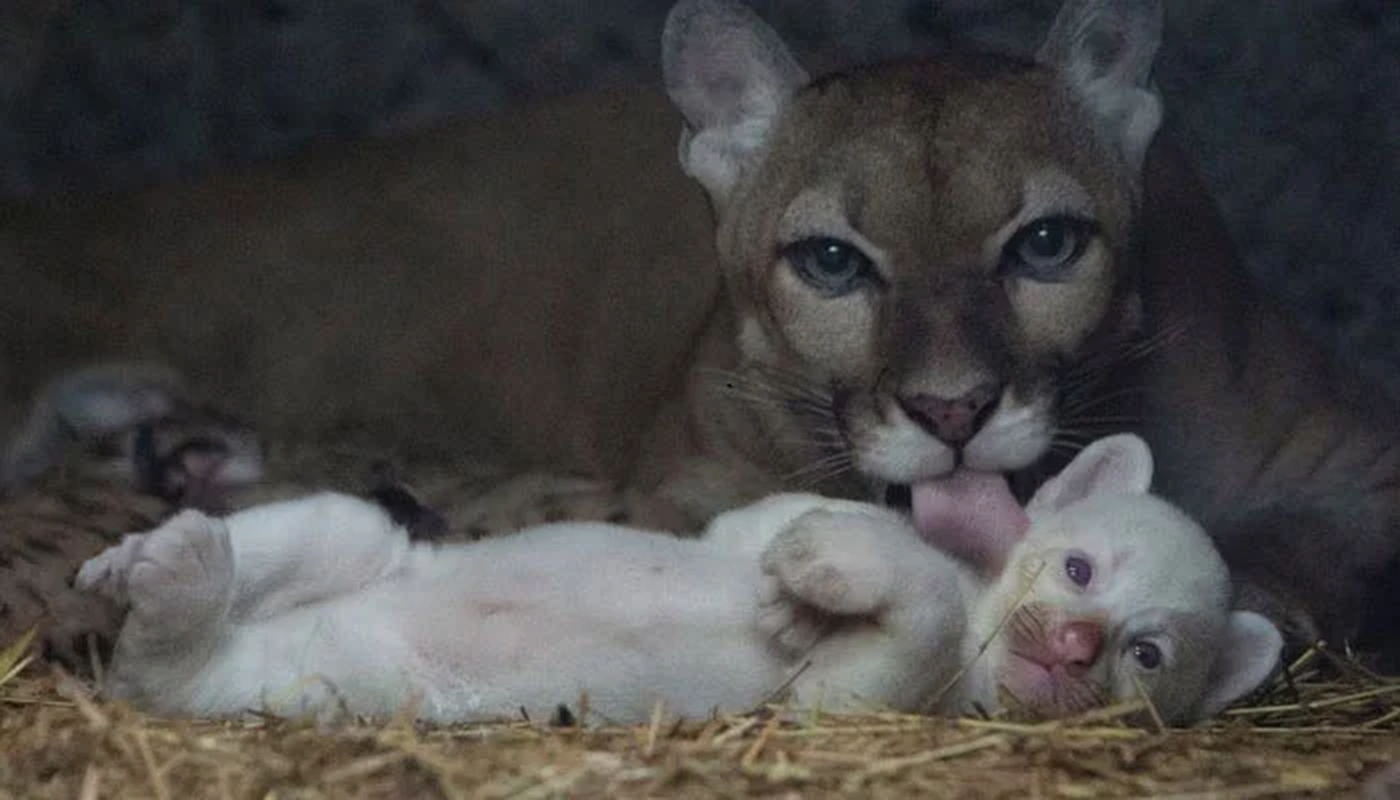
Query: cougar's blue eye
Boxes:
[
  {"xmin": 782, "ymin": 237, "xmax": 879, "ymax": 296},
  {"xmin": 1000, "ymin": 216, "xmax": 1098, "ymax": 282},
  {"xmin": 1064, "ymin": 553, "xmax": 1093, "ymax": 587}
]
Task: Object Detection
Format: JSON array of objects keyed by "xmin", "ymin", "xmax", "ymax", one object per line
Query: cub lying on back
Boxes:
[{"xmin": 79, "ymin": 435, "xmax": 1279, "ymax": 725}]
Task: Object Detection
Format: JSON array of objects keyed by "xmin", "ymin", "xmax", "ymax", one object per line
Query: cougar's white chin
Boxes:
[{"xmin": 851, "ymin": 388, "xmax": 1054, "ymax": 484}]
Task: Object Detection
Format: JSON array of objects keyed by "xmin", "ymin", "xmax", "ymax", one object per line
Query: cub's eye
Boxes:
[
  {"xmin": 1131, "ymin": 640, "xmax": 1163, "ymax": 670},
  {"xmin": 1064, "ymin": 553, "xmax": 1093, "ymax": 587},
  {"xmin": 1000, "ymin": 216, "xmax": 1098, "ymax": 282},
  {"xmin": 781, "ymin": 237, "xmax": 879, "ymax": 296}
]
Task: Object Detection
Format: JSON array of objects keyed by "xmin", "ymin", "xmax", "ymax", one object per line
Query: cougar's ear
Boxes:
[
  {"xmin": 1037, "ymin": 0, "xmax": 1164, "ymax": 173},
  {"xmin": 1026, "ymin": 433, "xmax": 1154, "ymax": 516},
  {"xmin": 662, "ymin": 0, "xmax": 808, "ymax": 207}
]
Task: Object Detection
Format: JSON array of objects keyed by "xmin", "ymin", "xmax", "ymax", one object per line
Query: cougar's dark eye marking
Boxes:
[
  {"xmin": 781, "ymin": 236, "xmax": 879, "ymax": 296},
  {"xmin": 1131, "ymin": 640, "xmax": 1163, "ymax": 670},
  {"xmin": 1000, "ymin": 216, "xmax": 1098, "ymax": 282},
  {"xmin": 1064, "ymin": 553, "xmax": 1093, "ymax": 587}
]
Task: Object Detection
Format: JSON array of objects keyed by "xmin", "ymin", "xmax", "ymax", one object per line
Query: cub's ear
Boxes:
[
  {"xmin": 1026, "ymin": 433, "xmax": 1153, "ymax": 516},
  {"xmin": 1194, "ymin": 610, "xmax": 1283, "ymax": 719},
  {"xmin": 1037, "ymin": 0, "xmax": 1164, "ymax": 173},
  {"xmin": 662, "ymin": 0, "xmax": 808, "ymax": 207}
]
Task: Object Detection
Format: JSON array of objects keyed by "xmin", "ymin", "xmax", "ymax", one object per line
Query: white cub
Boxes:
[
  {"xmin": 950, "ymin": 436, "xmax": 1284, "ymax": 722},
  {"xmin": 78, "ymin": 435, "xmax": 1280, "ymax": 725}
]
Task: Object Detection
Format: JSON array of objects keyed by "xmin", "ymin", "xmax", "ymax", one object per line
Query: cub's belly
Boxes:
[{"xmin": 381, "ymin": 531, "xmax": 787, "ymax": 723}]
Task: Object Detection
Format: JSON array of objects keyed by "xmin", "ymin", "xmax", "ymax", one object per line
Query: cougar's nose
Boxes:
[{"xmin": 898, "ymin": 381, "xmax": 1003, "ymax": 446}]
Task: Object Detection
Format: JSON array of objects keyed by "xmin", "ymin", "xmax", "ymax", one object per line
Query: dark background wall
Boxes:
[{"xmin": 2, "ymin": 0, "xmax": 1397, "ymax": 391}]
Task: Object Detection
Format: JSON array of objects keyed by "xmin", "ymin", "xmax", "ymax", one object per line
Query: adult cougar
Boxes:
[
  {"xmin": 3, "ymin": 0, "xmax": 1397, "ymax": 658},
  {"xmin": 642, "ymin": 0, "xmax": 1400, "ymax": 657}
]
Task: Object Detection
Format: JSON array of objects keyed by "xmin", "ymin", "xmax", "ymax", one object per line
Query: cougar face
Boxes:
[
  {"xmin": 718, "ymin": 61, "xmax": 1141, "ymax": 488},
  {"xmin": 665, "ymin": 0, "xmax": 1162, "ymax": 494}
]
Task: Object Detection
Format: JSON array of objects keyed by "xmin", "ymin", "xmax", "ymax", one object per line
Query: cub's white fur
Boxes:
[{"xmin": 79, "ymin": 435, "xmax": 1280, "ymax": 725}]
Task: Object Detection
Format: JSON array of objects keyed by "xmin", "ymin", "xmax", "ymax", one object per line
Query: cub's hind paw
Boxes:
[
  {"xmin": 77, "ymin": 509, "xmax": 235, "ymax": 642},
  {"xmin": 123, "ymin": 510, "xmax": 235, "ymax": 638},
  {"xmin": 76, "ymin": 533, "xmax": 151, "ymax": 603}
]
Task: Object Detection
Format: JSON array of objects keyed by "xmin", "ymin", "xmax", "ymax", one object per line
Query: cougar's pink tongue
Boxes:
[{"xmin": 911, "ymin": 470, "xmax": 1029, "ymax": 575}]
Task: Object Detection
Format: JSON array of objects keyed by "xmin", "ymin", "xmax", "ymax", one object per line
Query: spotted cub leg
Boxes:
[{"xmin": 2, "ymin": 362, "xmax": 183, "ymax": 489}]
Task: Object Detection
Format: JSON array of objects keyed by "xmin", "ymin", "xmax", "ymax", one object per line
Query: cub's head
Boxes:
[
  {"xmin": 969, "ymin": 434, "xmax": 1282, "ymax": 723},
  {"xmin": 663, "ymin": 0, "xmax": 1163, "ymax": 497}
]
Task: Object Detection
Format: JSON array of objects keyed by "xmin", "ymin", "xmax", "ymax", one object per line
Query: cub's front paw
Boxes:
[
  {"xmin": 760, "ymin": 508, "xmax": 908, "ymax": 617},
  {"xmin": 78, "ymin": 509, "xmax": 235, "ymax": 641}
]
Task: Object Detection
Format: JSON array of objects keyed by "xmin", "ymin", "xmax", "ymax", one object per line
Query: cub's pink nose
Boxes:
[{"xmin": 1051, "ymin": 620, "xmax": 1104, "ymax": 669}]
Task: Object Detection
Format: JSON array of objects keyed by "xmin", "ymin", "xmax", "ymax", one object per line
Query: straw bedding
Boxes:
[{"xmin": 3, "ymin": 658, "xmax": 1398, "ymax": 799}]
